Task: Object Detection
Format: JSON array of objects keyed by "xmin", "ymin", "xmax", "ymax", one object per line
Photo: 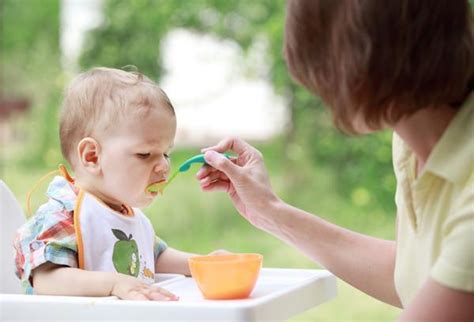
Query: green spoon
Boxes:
[{"xmin": 147, "ymin": 152, "xmax": 232, "ymax": 194}]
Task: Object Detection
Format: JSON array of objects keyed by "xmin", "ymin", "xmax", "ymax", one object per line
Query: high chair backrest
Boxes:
[{"xmin": 0, "ymin": 180, "xmax": 25, "ymax": 294}]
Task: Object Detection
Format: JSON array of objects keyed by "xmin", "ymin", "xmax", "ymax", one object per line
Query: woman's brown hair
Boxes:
[{"xmin": 284, "ymin": 0, "xmax": 474, "ymax": 134}]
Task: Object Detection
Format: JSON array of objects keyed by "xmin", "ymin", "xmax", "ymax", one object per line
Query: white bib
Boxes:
[{"xmin": 74, "ymin": 190, "xmax": 155, "ymax": 284}]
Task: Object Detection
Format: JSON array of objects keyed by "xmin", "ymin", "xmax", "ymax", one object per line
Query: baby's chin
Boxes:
[{"xmin": 134, "ymin": 196, "xmax": 155, "ymax": 208}]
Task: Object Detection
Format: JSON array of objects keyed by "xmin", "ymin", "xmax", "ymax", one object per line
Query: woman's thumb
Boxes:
[{"xmin": 204, "ymin": 151, "xmax": 238, "ymax": 178}]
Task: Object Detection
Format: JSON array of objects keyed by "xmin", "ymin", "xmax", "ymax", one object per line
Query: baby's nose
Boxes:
[
  {"xmin": 154, "ymin": 160, "xmax": 170, "ymax": 174},
  {"xmin": 153, "ymin": 163, "xmax": 162, "ymax": 173}
]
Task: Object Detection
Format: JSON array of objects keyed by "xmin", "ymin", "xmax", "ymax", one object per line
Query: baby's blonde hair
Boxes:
[{"xmin": 59, "ymin": 67, "xmax": 175, "ymax": 165}]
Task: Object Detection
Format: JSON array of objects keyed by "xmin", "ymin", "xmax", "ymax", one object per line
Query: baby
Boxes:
[{"xmin": 14, "ymin": 67, "xmax": 218, "ymax": 301}]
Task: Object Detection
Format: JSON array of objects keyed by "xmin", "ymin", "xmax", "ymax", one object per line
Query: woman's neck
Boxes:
[{"xmin": 393, "ymin": 105, "xmax": 458, "ymax": 173}]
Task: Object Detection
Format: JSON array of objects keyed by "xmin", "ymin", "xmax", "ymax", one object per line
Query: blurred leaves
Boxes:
[
  {"xmin": 79, "ymin": 0, "xmax": 396, "ymax": 216},
  {"xmin": 1, "ymin": 0, "xmax": 61, "ymax": 97},
  {"xmin": 0, "ymin": 3, "xmax": 424, "ymax": 319},
  {"xmin": 1, "ymin": 0, "xmax": 62, "ymax": 167}
]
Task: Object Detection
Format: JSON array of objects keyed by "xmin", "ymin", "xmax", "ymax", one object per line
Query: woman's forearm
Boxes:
[
  {"xmin": 33, "ymin": 263, "xmax": 116, "ymax": 297},
  {"xmin": 264, "ymin": 201, "xmax": 401, "ymax": 307}
]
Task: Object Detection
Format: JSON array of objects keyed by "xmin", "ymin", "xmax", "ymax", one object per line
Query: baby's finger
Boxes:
[
  {"xmin": 127, "ymin": 290, "xmax": 149, "ymax": 301},
  {"xmin": 147, "ymin": 289, "xmax": 179, "ymax": 301},
  {"xmin": 153, "ymin": 286, "xmax": 179, "ymax": 299},
  {"xmin": 145, "ymin": 285, "xmax": 179, "ymax": 301}
]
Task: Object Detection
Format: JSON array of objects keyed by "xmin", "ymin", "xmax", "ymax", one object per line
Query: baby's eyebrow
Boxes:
[{"xmin": 139, "ymin": 141, "xmax": 174, "ymax": 149}]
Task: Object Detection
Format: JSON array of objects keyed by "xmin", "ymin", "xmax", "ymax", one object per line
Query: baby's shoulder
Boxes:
[
  {"xmin": 133, "ymin": 208, "xmax": 155, "ymax": 230},
  {"xmin": 18, "ymin": 198, "xmax": 74, "ymax": 239},
  {"xmin": 134, "ymin": 208, "xmax": 151, "ymax": 223}
]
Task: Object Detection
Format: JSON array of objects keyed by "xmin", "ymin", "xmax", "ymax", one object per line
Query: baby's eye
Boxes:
[
  {"xmin": 164, "ymin": 153, "xmax": 170, "ymax": 159},
  {"xmin": 136, "ymin": 153, "xmax": 151, "ymax": 159}
]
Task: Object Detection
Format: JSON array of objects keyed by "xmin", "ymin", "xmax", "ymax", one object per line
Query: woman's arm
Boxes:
[
  {"xmin": 198, "ymin": 136, "xmax": 401, "ymax": 307},
  {"xmin": 398, "ymin": 278, "xmax": 474, "ymax": 321},
  {"xmin": 34, "ymin": 262, "xmax": 178, "ymax": 300},
  {"xmin": 269, "ymin": 202, "xmax": 401, "ymax": 307}
]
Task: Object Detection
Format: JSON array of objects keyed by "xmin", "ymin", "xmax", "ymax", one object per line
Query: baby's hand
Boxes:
[
  {"xmin": 208, "ymin": 249, "xmax": 232, "ymax": 256},
  {"xmin": 111, "ymin": 273, "xmax": 179, "ymax": 301}
]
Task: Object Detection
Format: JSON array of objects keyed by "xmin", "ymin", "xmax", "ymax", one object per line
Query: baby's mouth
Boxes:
[{"xmin": 146, "ymin": 180, "xmax": 167, "ymax": 195}]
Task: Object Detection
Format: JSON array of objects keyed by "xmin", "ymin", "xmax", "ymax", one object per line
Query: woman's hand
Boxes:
[
  {"xmin": 111, "ymin": 273, "xmax": 179, "ymax": 301},
  {"xmin": 196, "ymin": 137, "xmax": 281, "ymax": 229}
]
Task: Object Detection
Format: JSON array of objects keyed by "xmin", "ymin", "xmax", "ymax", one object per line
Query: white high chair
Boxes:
[
  {"xmin": 0, "ymin": 180, "xmax": 337, "ymax": 321},
  {"xmin": 0, "ymin": 180, "xmax": 25, "ymax": 295}
]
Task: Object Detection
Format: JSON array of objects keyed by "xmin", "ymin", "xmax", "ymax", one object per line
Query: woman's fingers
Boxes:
[
  {"xmin": 199, "ymin": 170, "xmax": 229, "ymax": 186},
  {"xmin": 196, "ymin": 164, "xmax": 213, "ymax": 179},
  {"xmin": 196, "ymin": 151, "xmax": 240, "ymax": 181},
  {"xmin": 203, "ymin": 151, "xmax": 240, "ymax": 179},
  {"xmin": 198, "ymin": 138, "xmax": 276, "ymax": 223},
  {"xmin": 201, "ymin": 180, "xmax": 231, "ymax": 192},
  {"xmin": 196, "ymin": 158, "xmax": 237, "ymax": 180},
  {"xmin": 201, "ymin": 136, "xmax": 251, "ymax": 155}
]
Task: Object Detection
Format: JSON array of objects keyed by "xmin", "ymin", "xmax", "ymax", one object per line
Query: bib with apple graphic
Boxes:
[{"xmin": 74, "ymin": 190, "xmax": 155, "ymax": 284}]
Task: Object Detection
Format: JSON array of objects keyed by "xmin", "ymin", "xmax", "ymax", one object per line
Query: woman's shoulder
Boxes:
[{"xmin": 452, "ymin": 170, "xmax": 474, "ymax": 211}]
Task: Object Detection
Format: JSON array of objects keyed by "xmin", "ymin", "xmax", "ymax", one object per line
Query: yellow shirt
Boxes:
[{"xmin": 393, "ymin": 93, "xmax": 474, "ymax": 307}]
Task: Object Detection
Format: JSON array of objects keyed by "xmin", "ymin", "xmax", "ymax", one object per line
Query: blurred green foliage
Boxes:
[
  {"xmin": 0, "ymin": 0, "xmax": 418, "ymax": 320},
  {"xmin": 1, "ymin": 0, "xmax": 62, "ymax": 168},
  {"xmin": 3, "ymin": 148, "xmax": 399, "ymax": 321},
  {"xmin": 80, "ymin": 0, "xmax": 397, "ymax": 218},
  {"xmin": 6, "ymin": 0, "xmax": 473, "ymax": 316}
]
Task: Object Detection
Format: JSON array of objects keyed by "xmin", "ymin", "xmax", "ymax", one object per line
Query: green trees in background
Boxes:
[
  {"xmin": 1, "ymin": 0, "xmax": 62, "ymax": 167},
  {"xmin": 80, "ymin": 0, "xmax": 396, "ymax": 216},
  {"xmin": 9, "ymin": 3, "xmax": 468, "ymax": 319},
  {"xmin": 0, "ymin": 0, "xmax": 397, "ymax": 221}
]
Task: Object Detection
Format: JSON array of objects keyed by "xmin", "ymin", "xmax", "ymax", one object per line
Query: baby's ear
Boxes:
[{"xmin": 77, "ymin": 137, "xmax": 101, "ymax": 175}]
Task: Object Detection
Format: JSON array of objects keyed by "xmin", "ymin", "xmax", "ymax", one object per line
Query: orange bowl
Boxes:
[{"xmin": 188, "ymin": 253, "xmax": 263, "ymax": 300}]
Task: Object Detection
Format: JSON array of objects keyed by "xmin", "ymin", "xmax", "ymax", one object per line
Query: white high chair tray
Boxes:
[{"xmin": 0, "ymin": 268, "xmax": 336, "ymax": 322}]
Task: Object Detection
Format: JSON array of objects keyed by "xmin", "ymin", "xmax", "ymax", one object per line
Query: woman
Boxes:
[{"xmin": 196, "ymin": 1, "xmax": 473, "ymax": 321}]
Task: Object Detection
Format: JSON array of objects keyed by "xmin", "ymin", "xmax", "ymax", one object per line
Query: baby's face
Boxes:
[{"xmin": 95, "ymin": 107, "xmax": 176, "ymax": 209}]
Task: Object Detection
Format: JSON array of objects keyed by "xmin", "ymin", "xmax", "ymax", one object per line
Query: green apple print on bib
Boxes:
[{"xmin": 111, "ymin": 229, "xmax": 140, "ymax": 277}]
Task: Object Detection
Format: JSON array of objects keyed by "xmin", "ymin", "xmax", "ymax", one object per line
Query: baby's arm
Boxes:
[
  {"xmin": 155, "ymin": 248, "xmax": 196, "ymax": 276},
  {"xmin": 33, "ymin": 262, "xmax": 178, "ymax": 300},
  {"xmin": 155, "ymin": 248, "xmax": 232, "ymax": 276}
]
